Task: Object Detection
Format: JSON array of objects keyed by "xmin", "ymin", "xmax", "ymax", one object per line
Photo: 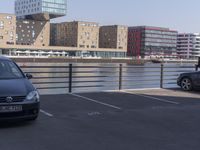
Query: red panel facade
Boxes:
[{"xmin": 127, "ymin": 27, "xmax": 142, "ymax": 58}]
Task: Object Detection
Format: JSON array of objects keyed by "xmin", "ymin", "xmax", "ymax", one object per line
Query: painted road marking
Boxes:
[
  {"xmin": 71, "ymin": 93, "xmax": 122, "ymax": 110},
  {"xmin": 40, "ymin": 109, "xmax": 54, "ymax": 117},
  {"xmin": 121, "ymin": 88, "xmax": 161, "ymax": 91},
  {"xmin": 121, "ymin": 91, "xmax": 180, "ymax": 105}
]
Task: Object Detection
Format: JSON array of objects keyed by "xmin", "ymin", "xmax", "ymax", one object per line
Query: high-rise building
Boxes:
[
  {"xmin": 0, "ymin": 14, "xmax": 16, "ymax": 46},
  {"xmin": 50, "ymin": 21, "xmax": 99, "ymax": 49},
  {"xmin": 15, "ymin": 0, "xmax": 67, "ymax": 20},
  {"xmin": 128, "ymin": 26, "xmax": 177, "ymax": 58},
  {"xmin": 177, "ymin": 33, "xmax": 200, "ymax": 59},
  {"xmin": 16, "ymin": 19, "xmax": 50, "ymax": 46},
  {"xmin": 15, "ymin": 0, "xmax": 66, "ymax": 46},
  {"xmin": 99, "ymin": 25, "xmax": 128, "ymax": 50}
]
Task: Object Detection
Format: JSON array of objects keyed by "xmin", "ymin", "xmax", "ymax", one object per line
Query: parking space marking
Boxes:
[
  {"xmin": 121, "ymin": 91, "xmax": 180, "ymax": 105},
  {"xmin": 71, "ymin": 93, "xmax": 122, "ymax": 110},
  {"xmin": 40, "ymin": 109, "xmax": 54, "ymax": 117}
]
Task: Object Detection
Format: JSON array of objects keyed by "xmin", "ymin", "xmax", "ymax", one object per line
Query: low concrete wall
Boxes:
[{"xmin": 12, "ymin": 57, "xmax": 146, "ymax": 64}]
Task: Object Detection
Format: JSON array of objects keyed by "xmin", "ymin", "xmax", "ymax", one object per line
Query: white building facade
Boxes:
[{"xmin": 177, "ymin": 33, "xmax": 200, "ymax": 59}]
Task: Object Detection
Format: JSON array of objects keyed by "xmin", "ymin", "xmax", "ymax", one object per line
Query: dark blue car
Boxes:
[
  {"xmin": 177, "ymin": 71, "xmax": 200, "ymax": 91},
  {"xmin": 0, "ymin": 56, "xmax": 39, "ymax": 121}
]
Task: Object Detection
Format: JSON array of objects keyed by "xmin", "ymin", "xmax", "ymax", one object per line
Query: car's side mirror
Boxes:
[{"xmin": 25, "ymin": 73, "xmax": 33, "ymax": 79}]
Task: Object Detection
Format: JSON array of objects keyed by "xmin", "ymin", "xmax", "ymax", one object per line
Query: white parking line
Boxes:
[
  {"xmin": 71, "ymin": 93, "xmax": 122, "ymax": 110},
  {"xmin": 40, "ymin": 109, "xmax": 54, "ymax": 117},
  {"xmin": 121, "ymin": 91, "xmax": 179, "ymax": 105}
]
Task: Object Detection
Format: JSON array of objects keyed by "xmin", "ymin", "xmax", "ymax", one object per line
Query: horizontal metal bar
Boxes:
[
  {"xmin": 123, "ymin": 82, "xmax": 159, "ymax": 86},
  {"xmin": 72, "ymin": 76, "xmax": 108, "ymax": 78},
  {"xmin": 71, "ymin": 85, "xmax": 104, "ymax": 88},
  {"xmin": 122, "ymin": 66, "xmax": 161, "ymax": 69},
  {"xmin": 72, "ymin": 71, "xmax": 119, "ymax": 74},
  {"xmin": 122, "ymin": 75, "xmax": 160, "ymax": 78},
  {"xmin": 163, "ymin": 78, "xmax": 177, "ymax": 81},
  {"xmin": 72, "ymin": 66, "xmax": 119, "ymax": 69},
  {"xmin": 33, "ymin": 76, "xmax": 68, "ymax": 79},
  {"xmin": 164, "ymin": 66, "xmax": 194, "ymax": 69},
  {"xmin": 73, "ymin": 80, "xmax": 120, "ymax": 84},
  {"xmin": 73, "ymin": 80, "xmax": 106, "ymax": 83},
  {"xmin": 37, "ymin": 86, "xmax": 68, "ymax": 90},
  {"xmin": 123, "ymin": 71, "xmax": 161, "ymax": 73},
  {"xmin": 33, "ymin": 80, "xmax": 110, "ymax": 84},
  {"xmin": 37, "ymin": 85, "xmax": 105, "ymax": 90},
  {"xmin": 25, "ymin": 71, "xmax": 119, "ymax": 75},
  {"xmin": 163, "ymin": 70, "xmax": 194, "ymax": 73},
  {"xmin": 162, "ymin": 74, "xmax": 179, "ymax": 77},
  {"xmin": 122, "ymin": 79, "xmax": 160, "ymax": 82},
  {"xmin": 33, "ymin": 81, "xmax": 69, "ymax": 84},
  {"xmin": 25, "ymin": 71, "xmax": 69, "ymax": 74},
  {"xmin": 20, "ymin": 66, "xmax": 195, "ymax": 69},
  {"xmin": 20, "ymin": 66, "xmax": 69, "ymax": 69},
  {"xmin": 164, "ymin": 82, "xmax": 177, "ymax": 85}
]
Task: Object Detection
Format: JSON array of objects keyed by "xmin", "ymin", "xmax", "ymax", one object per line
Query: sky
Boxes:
[{"xmin": 1, "ymin": 0, "xmax": 200, "ymax": 33}]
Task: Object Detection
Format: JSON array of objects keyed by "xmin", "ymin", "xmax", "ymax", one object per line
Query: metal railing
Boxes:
[{"xmin": 20, "ymin": 63, "xmax": 196, "ymax": 94}]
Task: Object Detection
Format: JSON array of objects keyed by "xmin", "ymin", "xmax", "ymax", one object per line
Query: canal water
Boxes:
[{"xmin": 18, "ymin": 62, "xmax": 196, "ymax": 94}]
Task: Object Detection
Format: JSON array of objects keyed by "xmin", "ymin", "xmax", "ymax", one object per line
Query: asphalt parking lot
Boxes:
[{"xmin": 1, "ymin": 88, "xmax": 200, "ymax": 150}]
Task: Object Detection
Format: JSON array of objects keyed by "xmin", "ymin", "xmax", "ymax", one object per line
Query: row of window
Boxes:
[
  {"xmin": 16, "ymin": 0, "xmax": 40, "ymax": 4},
  {"xmin": 145, "ymin": 42, "xmax": 177, "ymax": 47},
  {"xmin": 42, "ymin": 7, "xmax": 66, "ymax": 14},
  {"xmin": 15, "ymin": 2, "xmax": 40, "ymax": 10},
  {"xmin": 80, "ymin": 23, "xmax": 98, "ymax": 27},
  {"xmin": 145, "ymin": 30, "xmax": 177, "ymax": 36},
  {"xmin": 145, "ymin": 34, "xmax": 177, "ymax": 40},
  {"xmin": 42, "ymin": 2, "xmax": 66, "ymax": 9},
  {"xmin": 79, "ymin": 45, "xmax": 97, "ymax": 48}
]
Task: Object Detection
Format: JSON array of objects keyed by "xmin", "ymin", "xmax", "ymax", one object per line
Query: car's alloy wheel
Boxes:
[{"xmin": 181, "ymin": 78, "xmax": 193, "ymax": 91}]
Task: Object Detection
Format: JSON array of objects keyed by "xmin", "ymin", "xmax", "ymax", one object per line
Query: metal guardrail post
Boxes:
[
  {"xmin": 196, "ymin": 57, "xmax": 200, "ymax": 71},
  {"xmin": 69, "ymin": 64, "xmax": 72, "ymax": 93},
  {"xmin": 119, "ymin": 64, "xmax": 122, "ymax": 90},
  {"xmin": 195, "ymin": 64, "xmax": 198, "ymax": 71},
  {"xmin": 160, "ymin": 64, "xmax": 164, "ymax": 88}
]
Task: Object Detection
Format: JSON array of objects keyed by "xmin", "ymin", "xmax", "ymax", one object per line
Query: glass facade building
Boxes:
[
  {"xmin": 42, "ymin": 0, "xmax": 67, "ymax": 16},
  {"xmin": 15, "ymin": 0, "xmax": 67, "ymax": 20},
  {"xmin": 128, "ymin": 26, "xmax": 178, "ymax": 58}
]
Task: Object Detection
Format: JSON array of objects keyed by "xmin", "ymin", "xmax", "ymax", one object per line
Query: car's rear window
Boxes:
[{"xmin": 0, "ymin": 60, "xmax": 24, "ymax": 79}]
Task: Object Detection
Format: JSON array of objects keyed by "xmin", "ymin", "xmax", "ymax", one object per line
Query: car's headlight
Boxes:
[{"xmin": 26, "ymin": 91, "xmax": 40, "ymax": 102}]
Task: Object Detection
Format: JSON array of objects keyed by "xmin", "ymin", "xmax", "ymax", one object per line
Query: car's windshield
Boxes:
[{"xmin": 0, "ymin": 60, "xmax": 24, "ymax": 79}]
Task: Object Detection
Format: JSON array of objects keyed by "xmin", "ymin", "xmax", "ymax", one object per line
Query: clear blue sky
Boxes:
[{"xmin": 1, "ymin": 0, "xmax": 199, "ymax": 33}]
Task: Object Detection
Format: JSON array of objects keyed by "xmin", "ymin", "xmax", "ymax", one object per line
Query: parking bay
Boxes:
[{"xmin": 1, "ymin": 89, "xmax": 200, "ymax": 150}]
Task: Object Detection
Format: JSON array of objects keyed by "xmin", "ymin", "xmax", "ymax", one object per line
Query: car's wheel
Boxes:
[{"xmin": 181, "ymin": 77, "xmax": 193, "ymax": 91}]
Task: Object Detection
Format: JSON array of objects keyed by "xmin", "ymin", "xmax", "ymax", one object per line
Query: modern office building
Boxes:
[
  {"xmin": 177, "ymin": 33, "xmax": 200, "ymax": 59},
  {"xmin": 128, "ymin": 26, "xmax": 177, "ymax": 58},
  {"xmin": 0, "ymin": 14, "xmax": 16, "ymax": 46},
  {"xmin": 15, "ymin": 0, "xmax": 67, "ymax": 20},
  {"xmin": 15, "ymin": 0, "xmax": 65, "ymax": 46},
  {"xmin": 50, "ymin": 21, "xmax": 99, "ymax": 49},
  {"xmin": 16, "ymin": 19, "xmax": 50, "ymax": 46},
  {"xmin": 99, "ymin": 25, "xmax": 128, "ymax": 50}
]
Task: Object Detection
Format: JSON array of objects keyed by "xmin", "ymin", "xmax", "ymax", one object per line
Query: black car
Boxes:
[
  {"xmin": 0, "ymin": 56, "xmax": 39, "ymax": 121},
  {"xmin": 177, "ymin": 71, "xmax": 200, "ymax": 91}
]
